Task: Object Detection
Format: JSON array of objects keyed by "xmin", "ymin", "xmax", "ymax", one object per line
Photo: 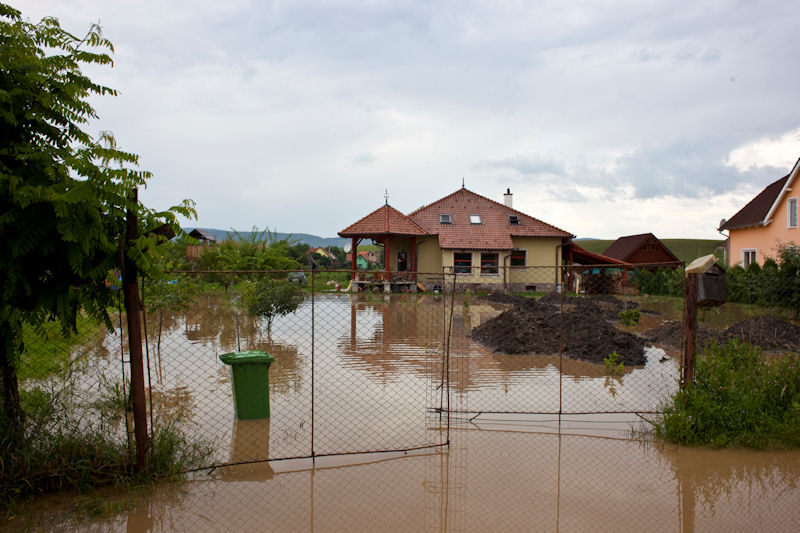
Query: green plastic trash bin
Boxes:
[{"xmin": 219, "ymin": 350, "xmax": 275, "ymax": 420}]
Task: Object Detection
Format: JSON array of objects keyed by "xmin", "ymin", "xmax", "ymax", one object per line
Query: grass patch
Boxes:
[{"xmin": 654, "ymin": 341, "xmax": 800, "ymax": 448}]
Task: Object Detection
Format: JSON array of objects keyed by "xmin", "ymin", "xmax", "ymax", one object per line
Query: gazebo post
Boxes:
[
  {"xmin": 350, "ymin": 237, "xmax": 358, "ymax": 280},
  {"xmin": 384, "ymin": 236, "xmax": 391, "ymax": 293},
  {"xmin": 411, "ymin": 236, "xmax": 417, "ymax": 282}
]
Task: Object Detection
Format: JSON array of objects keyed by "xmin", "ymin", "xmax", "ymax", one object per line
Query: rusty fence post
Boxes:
[
  {"xmin": 682, "ymin": 273, "xmax": 698, "ymax": 389},
  {"xmin": 122, "ymin": 189, "xmax": 149, "ymax": 470}
]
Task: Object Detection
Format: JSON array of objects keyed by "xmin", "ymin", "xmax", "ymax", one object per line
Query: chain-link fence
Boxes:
[
  {"xmin": 18, "ymin": 263, "xmax": 800, "ymax": 470},
  {"xmin": 14, "ymin": 263, "xmax": 800, "ymax": 529}
]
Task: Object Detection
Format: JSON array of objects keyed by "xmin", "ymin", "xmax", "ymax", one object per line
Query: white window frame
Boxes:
[
  {"xmin": 789, "ymin": 197, "xmax": 798, "ymax": 228},
  {"xmin": 469, "ymin": 214, "xmax": 482, "ymax": 224},
  {"xmin": 440, "ymin": 214, "xmax": 452, "ymax": 224},
  {"xmin": 741, "ymin": 249, "xmax": 757, "ymax": 268}
]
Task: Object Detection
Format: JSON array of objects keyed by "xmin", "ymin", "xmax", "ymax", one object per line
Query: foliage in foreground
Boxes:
[
  {"xmin": 655, "ymin": 341, "xmax": 800, "ymax": 448},
  {"xmin": 1, "ymin": 373, "xmax": 211, "ymax": 509},
  {"xmin": 0, "ymin": 3, "xmax": 194, "ymax": 429}
]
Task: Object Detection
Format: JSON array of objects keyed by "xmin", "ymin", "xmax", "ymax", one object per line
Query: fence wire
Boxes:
[{"xmin": 13, "ymin": 263, "xmax": 800, "ymax": 530}]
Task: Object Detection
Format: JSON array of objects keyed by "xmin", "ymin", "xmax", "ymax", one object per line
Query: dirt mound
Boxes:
[
  {"xmin": 471, "ymin": 306, "xmax": 646, "ymax": 365},
  {"xmin": 644, "ymin": 316, "xmax": 800, "ymax": 353},
  {"xmin": 723, "ymin": 317, "xmax": 800, "ymax": 351},
  {"xmin": 483, "ymin": 293, "xmax": 534, "ymax": 306},
  {"xmin": 644, "ymin": 321, "xmax": 723, "ymax": 350},
  {"xmin": 537, "ymin": 292, "xmax": 564, "ymax": 306}
]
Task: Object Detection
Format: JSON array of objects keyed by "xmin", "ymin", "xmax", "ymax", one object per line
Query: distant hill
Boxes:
[
  {"xmin": 187, "ymin": 228, "xmax": 348, "ymax": 249},
  {"xmin": 575, "ymin": 238, "xmax": 724, "ymax": 264}
]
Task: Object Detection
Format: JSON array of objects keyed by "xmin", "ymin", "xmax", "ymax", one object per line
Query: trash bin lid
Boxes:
[{"xmin": 219, "ymin": 350, "xmax": 275, "ymax": 365}]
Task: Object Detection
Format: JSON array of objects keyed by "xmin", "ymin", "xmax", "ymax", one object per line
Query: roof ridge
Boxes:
[{"xmin": 408, "ymin": 187, "xmax": 574, "ymax": 236}]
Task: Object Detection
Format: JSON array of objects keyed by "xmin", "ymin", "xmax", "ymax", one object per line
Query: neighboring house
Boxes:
[
  {"xmin": 338, "ymin": 187, "xmax": 574, "ymax": 290},
  {"xmin": 602, "ymin": 233, "xmax": 682, "ymax": 269},
  {"xmin": 345, "ymin": 251, "xmax": 380, "ymax": 270},
  {"xmin": 719, "ymin": 158, "xmax": 800, "ymax": 267},
  {"xmin": 185, "ymin": 228, "xmax": 217, "ymax": 260},
  {"xmin": 306, "ymin": 247, "xmax": 338, "ymax": 266}
]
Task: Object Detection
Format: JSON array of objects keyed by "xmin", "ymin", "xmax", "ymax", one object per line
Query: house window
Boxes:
[
  {"xmin": 789, "ymin": 198, "xmax": 798, "ymax": 228},
  {"xmin": 481, "ymin": 252, "xmax": 499, "ymax": 274},
  {"xmin": 454, "ymin": 252, "xmax": 472, "ymax": 274},
  {"xmin": 440, "ymin": 214, "xmax": 452, "ymax": 224},
  {"xmin": 742, "ymin": 249, "xmax": 757, "ymax": 268},
  {"xmin": 508, "ymin": 215, "xmax": 521, "ymax": 225},
  {"xmin": 469, "ymin": 215, "xmax": 482, "ymax": 224},
  {"xmin": 510, "ymin": 249, "xmax": 526, "ymax": 267}
]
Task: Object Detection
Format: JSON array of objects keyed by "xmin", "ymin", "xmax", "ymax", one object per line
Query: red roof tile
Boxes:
[
  {"xmin": 719, "ymin": 174, "xmax": 789, "ymax": 231},
  {"xmin": 408, "ymin": 188, "xmax": 573, "ymax": 250},
  {"xmin": 339, "ymin": 204, "xmax": 428, "ymax": 237}
]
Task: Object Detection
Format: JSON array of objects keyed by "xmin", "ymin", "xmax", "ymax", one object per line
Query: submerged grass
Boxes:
[
  {"xmin": 3, "ymin": 368, "xmax": 211, "ymax": 512},
  {"xmin": 654, "ymin": 341, "xmax": 800, "ymax": 448}
]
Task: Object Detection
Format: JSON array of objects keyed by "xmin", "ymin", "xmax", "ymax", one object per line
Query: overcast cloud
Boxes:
[{"xmin": 11, "ymin": 0, "xmax": 800, "ymax": 239}]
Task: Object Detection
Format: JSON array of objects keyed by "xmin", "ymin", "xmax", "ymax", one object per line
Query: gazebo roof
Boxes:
[{"xmin": 339, "ymin": 204, "xmax": 428, "ymax": 238}]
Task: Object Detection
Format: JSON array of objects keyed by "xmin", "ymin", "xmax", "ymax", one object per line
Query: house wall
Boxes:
[
  {"xmin": 416, "ymin": 238, "xmax": 442, "ymax": 274},
  {"xmin": 430, "ymin": 237, "xmax": 563, "ymax": 291},
  {"xmin": 729, "ymin": 191, "xmax": 800, "ymax": 266},
  {"xmin": 507, "ymin": 237, "xmax": 563, "ymax": 289}
]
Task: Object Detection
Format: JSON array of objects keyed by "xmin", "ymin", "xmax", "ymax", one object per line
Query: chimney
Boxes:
[{"xmin": 504, "ymin": 188, "xmax": 513, "ymax": 208}]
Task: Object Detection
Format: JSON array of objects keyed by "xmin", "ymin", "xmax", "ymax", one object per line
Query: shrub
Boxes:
[{"xmin": 654, "ymin": 341, "xmax": 800, "ymax": 448}]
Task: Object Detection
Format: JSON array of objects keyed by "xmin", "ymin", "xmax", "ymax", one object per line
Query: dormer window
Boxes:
[
  {"xmin": 469, "ymin": 215, "xmax": 482, "ymax": 224},
  {"xmin": 508, "ymin": 215, "xmax": 520, "ymax": 225},
  {"xmin": 440, "ymin": 214, "xmax": 452, "ymax": 224}
]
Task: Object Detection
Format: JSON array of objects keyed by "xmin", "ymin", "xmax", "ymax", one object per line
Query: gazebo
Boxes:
[{"xmin": 338, "ymin": 203, "xmax": 429, "ymax": 290}]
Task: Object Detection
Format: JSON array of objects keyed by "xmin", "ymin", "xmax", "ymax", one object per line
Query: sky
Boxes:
[{"xmin": 10, "ymin": 0, "xmax": 800, "ymax": 240}]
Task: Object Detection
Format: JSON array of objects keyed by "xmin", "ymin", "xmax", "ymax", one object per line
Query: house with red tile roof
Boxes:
[
  {"xmin": 339, "ymin": 187, "xmax": 574, "ymax": 290},
  {"xmin": 719, "ymin": 157, "xmax": 800, "ymax": 267}
]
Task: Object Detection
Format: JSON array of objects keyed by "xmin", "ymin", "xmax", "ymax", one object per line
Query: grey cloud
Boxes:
[
  {"xmin": 476, "ymin": 155, "xmax": 566, "ymax": 181},
  {"xmin": 611, "ymin": 144, "xmax": 787, "ymax": 200},
  {"xmin": 352, "ymin": 153, "xmax": 376, "ymax": 165}
]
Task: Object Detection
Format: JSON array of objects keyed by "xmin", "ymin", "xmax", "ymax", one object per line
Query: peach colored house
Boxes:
[{"xmin": 719, "ymin": 157, "xmax": 800, "ymax": 267}]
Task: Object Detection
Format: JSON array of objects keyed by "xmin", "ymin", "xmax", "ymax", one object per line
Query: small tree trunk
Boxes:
[{"xmin": 157, "ymin": 311, "xmax": 163, "ymax": 358}]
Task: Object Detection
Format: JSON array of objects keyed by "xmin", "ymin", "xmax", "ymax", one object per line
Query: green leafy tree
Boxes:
[
  {"xmin": 219, "ymin": 227, "xmax": 301, "ymax": 272},
  {"xmin": 145, "ymin": 248, "xmax": 201, "ymax": 358},
  {"xmin": 0, "ymin": 5, "xmax": 195, "ymax": 429},
  {"xmin": 241, "ymin": 279, "xmax": 305, "ymax": 335}
]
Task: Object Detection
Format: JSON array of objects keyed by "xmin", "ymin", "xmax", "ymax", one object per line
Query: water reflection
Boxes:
[
  {"xmin": 338, "ymin": 293, "xmax": 675, "ymax": 413},
  {"xmin": 38, "ymin": 421, "xmax": 800, "ymax": 532}
]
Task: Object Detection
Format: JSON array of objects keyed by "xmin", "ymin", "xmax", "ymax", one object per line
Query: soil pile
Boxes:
[
  {"xmin": 644, "ymin": 321, "xmax": 722, "ymax": 351},
  {"xmin": 644, "ymin": 316, "xmax": 800, "ymax": 353},
  {"xmin": 471, "ymin": 303, "xmax": 647, "ymax": 365},
  {"xmin": 723, "ymin": 317, "xmax": 800, "ymax": 352}
]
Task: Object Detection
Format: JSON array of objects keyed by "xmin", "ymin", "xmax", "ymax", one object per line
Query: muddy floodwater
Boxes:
[{"xmin": 7, "ymin": 292, "xmax": 800, "ymax": 531}]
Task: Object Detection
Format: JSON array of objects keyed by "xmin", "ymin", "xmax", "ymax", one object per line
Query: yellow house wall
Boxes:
[
  {"xmin": 431, "ymin": 237, "xmax": 563, "ymax": 285},
  {"xmin": 729, "ymin": 190, "xmax": 800, "ymax": 266},
  {"xmin": 416, "ymin": 238, "xmax": 442, "ymax": 274},
  {"xmin": 387, "ymin": 237, "xmax": 412, "ymax": 271},
  {"xmin": 507, "ymin": 237, "xmax": 563, "ymax": 285}
]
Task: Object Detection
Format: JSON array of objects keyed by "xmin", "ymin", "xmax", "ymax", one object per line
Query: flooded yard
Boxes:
[
  {"xmin": 9, "ymin": 415, "xmax": 800, "ymax": 532},
  {"xmin": 7, "ymin": 290, "xmax": 800, "ymax": 531}
]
